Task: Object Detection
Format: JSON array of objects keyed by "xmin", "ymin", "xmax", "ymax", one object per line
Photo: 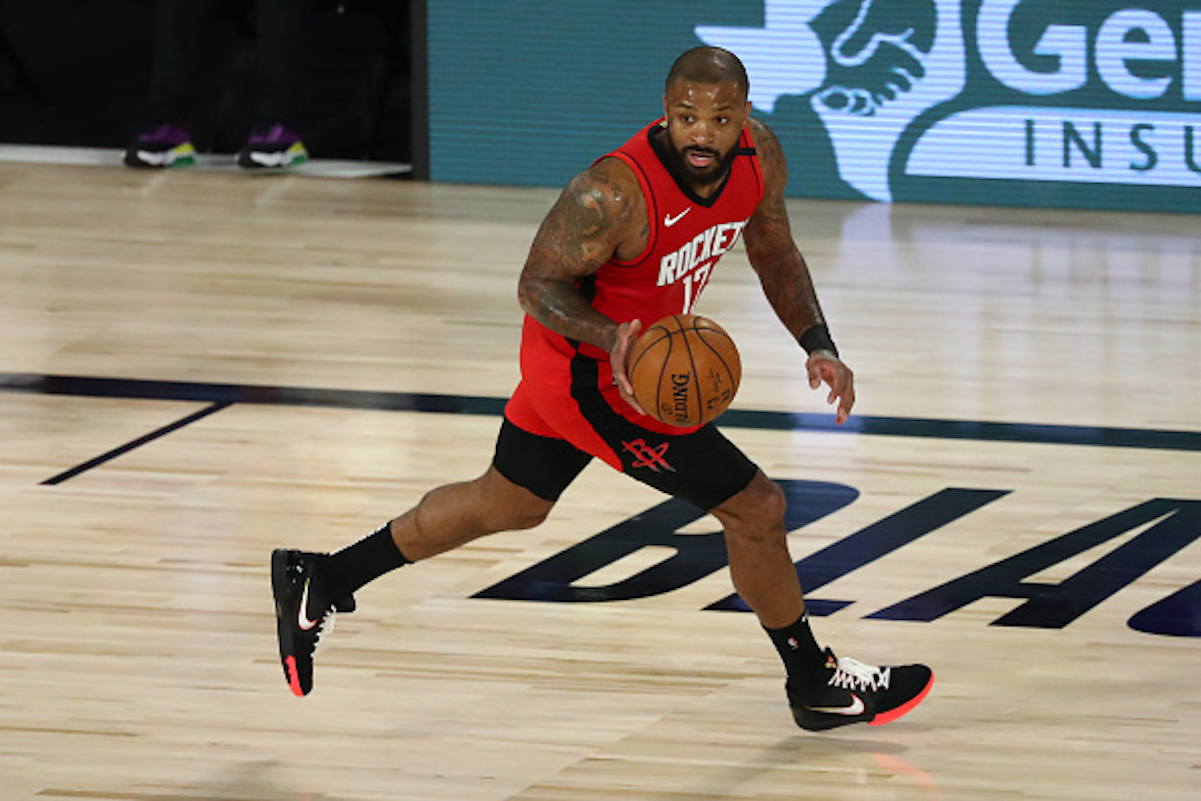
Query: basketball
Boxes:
[{"xmin": 627, "ymin": 314, "xmax": 741, "ymax": 427}]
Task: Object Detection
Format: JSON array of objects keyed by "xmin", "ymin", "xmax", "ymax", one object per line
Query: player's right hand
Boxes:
[{"xmin": 610, "ymin": 319, "xmax": 647, "ymax": 416}]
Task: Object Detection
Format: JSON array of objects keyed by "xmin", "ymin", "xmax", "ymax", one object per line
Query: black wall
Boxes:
[{"xmin": 0, "ymin": 0, "xmax": 414, "ymax": 163}]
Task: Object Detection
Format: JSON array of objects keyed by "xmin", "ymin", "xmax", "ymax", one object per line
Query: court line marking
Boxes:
[
  {"xmin": 4, "ymin": 372, "xmax": 1198, "ymax": 454},
  {"xmin": 39, "ymin": 401, "xmax": 232, "ymax": 485}
]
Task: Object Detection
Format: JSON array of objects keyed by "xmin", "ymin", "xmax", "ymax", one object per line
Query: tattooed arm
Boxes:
[
  {"xmin": 518, "ymin": 157, "xmax": 646, "ymax": 350},
  {"xmin": 518, "ymin": 157, "xmax": 649, "ymax": 408},
  {"xmin": 743, "ymin": 118, "xmax": 827, "ymax": 341},
  {"xmin": 742, "ymin": 118, "xmax": 856, "ymax": 424}
]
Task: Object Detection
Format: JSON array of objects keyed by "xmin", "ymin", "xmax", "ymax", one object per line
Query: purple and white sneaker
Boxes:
[
  {"xmin": 238, "ymin": 124, "xmax": 308, "ymax": 169},
  {"xmin": 123, "ymin": 123, "xmax": 196, "ymax": 168}
]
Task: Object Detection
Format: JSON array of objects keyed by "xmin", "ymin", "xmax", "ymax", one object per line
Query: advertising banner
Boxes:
[{"xmin": 429, "ymin": 1, "xmax": 1201, "ymax": 212}]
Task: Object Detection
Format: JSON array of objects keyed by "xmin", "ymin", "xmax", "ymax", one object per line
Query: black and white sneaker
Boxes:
[
  {"xmin": 788, "ymin": 648, "xmax": 933, "ymax": 731},
  {"xmin": 270, "ymin": 549, "xmax": 354, "ymax": 697}
]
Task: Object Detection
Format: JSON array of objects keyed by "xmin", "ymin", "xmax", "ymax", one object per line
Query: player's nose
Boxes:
[{"xmin": 690, "ymin": 121, "xmax": 716, "ymax": 146}]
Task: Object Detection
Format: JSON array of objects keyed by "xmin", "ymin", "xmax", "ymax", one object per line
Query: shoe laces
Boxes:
[
  {"xmin": 314, "ymin": 608, "xmax": 336, "ymax": 653},
  {"xmin": 827, "ymin": 654, "xmax": 891, "ymax": 693}
]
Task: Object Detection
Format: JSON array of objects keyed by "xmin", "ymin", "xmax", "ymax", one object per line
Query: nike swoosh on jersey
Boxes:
[
  {"xmin": 664, "ymin": 208, "xmax": 692, "ymax": 227},
  {"xmin": 297, "ymin": 577, "xmax": 321, "ymax": 631},
  {"xmin": 805, "ymin": 693, "xmax": 866, "ymax": 716}
]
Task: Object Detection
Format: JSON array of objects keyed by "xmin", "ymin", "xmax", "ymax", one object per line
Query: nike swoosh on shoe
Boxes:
[
  {"xmin": 297, "ymin": 577, "xmax": 321, "ymax": 631},
  {"xmin": 805, "ymin": 693, "xmax": 866, "ymax": 716}
]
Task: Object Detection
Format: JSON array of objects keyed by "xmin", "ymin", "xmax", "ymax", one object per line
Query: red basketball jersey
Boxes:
[
  {"xmin": 511, "ymin": 120, "xmax": 764, "ymax": 441},
  {"xmin": 522, "ymin": 121, "xmax": 764, "ymax": 364}
]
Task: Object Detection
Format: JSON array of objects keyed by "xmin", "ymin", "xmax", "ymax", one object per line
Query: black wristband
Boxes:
[{"xmin": 798, "ymin": 324, "xmax": 839, "ymax": 358}]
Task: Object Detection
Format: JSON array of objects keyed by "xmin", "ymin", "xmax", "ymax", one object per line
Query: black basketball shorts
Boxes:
[{"xmin": 494, "ymin": 355, "xmax": 758, "ymax": 510}]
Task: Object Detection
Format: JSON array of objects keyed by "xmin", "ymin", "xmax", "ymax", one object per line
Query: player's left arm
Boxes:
[{"xmin": 742, "ymin": 118, "xmax": 855, "ymax": 424}]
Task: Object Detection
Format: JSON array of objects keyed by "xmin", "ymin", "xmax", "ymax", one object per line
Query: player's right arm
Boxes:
[
  {"xmin": 518, "ymin": 157, "xmax": 646, "ymax": 351},
  {"xmin": 518, "ymin": 157, "xmax": 648, "ymax": 409}
]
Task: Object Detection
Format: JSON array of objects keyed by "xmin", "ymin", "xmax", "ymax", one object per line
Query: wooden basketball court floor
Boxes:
[{"xmin": 1, "ymin": 155, "xmax": 1198, "ymax": 799}]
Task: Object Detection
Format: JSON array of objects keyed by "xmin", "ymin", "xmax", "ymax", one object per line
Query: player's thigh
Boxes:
[{"xmin": 491, "ymin": 417, "xmax": 592, "ymax": 504}]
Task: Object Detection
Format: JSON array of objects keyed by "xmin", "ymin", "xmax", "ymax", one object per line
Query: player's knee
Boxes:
[
  {"xmin": 763, "ymin": 476, "xmax": 788, "ymax": 520},
  {"xmin": 714, "ymin": 473, "xmax": 787, "ymax": 535},
  {"xmin": 744, "ymin": 473, "xmax": 787, "ymax": 526},
  {"xmin": 479, "ymin": 483, "xmax": 552, "ymax": 531},
  {"xmin": 478, "ymin": 468, "xmax": 554, "ymax": 531},
  {"xmin": 498, "ymin": 499, "xmax": 551, "ymax": 531}
]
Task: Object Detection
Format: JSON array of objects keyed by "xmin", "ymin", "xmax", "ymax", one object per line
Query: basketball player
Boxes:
[{"xmin": 272, "ymin": 46, "xmax": 933, "ymax": 731}]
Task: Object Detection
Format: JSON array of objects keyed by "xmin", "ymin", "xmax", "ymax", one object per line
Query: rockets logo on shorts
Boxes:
[{"xmin": 622, "ymin": 439, "xmax": 674, "ymax": 472}]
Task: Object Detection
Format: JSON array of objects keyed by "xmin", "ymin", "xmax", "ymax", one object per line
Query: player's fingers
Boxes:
[
  {"xmin": 616, "ymin": 371, "xmax": 636, "ymax": 397},
  {"xmin": 834, "ymin": 379, "xmax": 855, "ymax": 425},
  {"xmin": 835, "ymin": 392, "xmax": 853, "ymax": 424},
  {"xmin": 614, "ymin": 371, "xmax": 643, "ymax": 414},
  {"xmin": 613, "ymin": 361, "xmax": 645, "ymax": 414},
  {"xmin": 614, "ymin": 320, "xmax": 642, "ymax": 365},
  {"xmin": 807, "ymin": 361, "xmax": 822, "ymax": 390},
  {"xmin": 611, "ymin": 321, "xmax": 636, "ymax": 369},
  {"xmin": 622, "ymin": 386, "xmax": 647, "ymax": 416},
  {"xmin": 817, "ymin": 361, "xmax": 841, "ymax": 397},
  {"xmin": 612, "ymin": 320, "xmax": 646, "ymax": 415}
]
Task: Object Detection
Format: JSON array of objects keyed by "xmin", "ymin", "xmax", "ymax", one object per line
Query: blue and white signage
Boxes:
[{"xmin": 428, "ymin": 1, "xmax": 1201, "ymax": 212}]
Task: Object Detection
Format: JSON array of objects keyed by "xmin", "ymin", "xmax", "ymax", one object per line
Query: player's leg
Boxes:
[
  {"xmin": 711, "ymin": 470, "xmax": 934, "ymax": 731},
  {"xmin": 386, "ymin": 464, "xmax": 552, "ymax": 561},
  {"xmin": 525, "ymin": 357, "xmax": 935, "ymax": 730},
  {"xmin": 271, "ymin": 415, "xmax": 591, "ymax": 697},
  {"xmin": 708, "ymin": 470, "xmax": 799, "ymax": 627}
]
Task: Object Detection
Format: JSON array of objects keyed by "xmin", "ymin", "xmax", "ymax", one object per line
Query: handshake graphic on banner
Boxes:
[{"xmin": 697, "ymin": 0, "xmax": 1201, "ymax": 203}]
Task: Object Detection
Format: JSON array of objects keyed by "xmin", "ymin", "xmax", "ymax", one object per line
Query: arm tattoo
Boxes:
[
  {"xmin": 744, "ymin": 120, "xmax": 828, "ymax": 340},
  {"xmin": 517, "ymin": 160, "xmax": 639, "ymax": 352}
]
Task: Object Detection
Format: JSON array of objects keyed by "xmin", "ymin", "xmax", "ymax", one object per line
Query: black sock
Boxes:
[
  {"xmin": 764, "ymin": 611, "xmax": 825, "ymax": 678},
  {"xmin": 320, "ymin": 522, "xmax": 410, "ymax": 599}
]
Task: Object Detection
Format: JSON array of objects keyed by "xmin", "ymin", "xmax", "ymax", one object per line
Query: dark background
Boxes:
[{"xmin": 0, "ymin": 0, "xmax": 416, "ymax": 164}]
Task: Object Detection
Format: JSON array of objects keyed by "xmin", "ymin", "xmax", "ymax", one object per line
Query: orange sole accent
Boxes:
[
  {"xmin": 870, "ymin": 671, "xmax": 934, "ymax": 727},
  {"xmin": 285, "ymin": 655, "xmax": 305, "ymax": 697}
]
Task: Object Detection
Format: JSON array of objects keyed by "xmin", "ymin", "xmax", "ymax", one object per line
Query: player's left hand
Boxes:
[{"xmin": 807, "ymin": 351, "xmax": 855, "ymax": 425}]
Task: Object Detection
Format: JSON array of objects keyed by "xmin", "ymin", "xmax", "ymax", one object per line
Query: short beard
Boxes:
[{"xmin": 659, "ymin": 138, "xmax": 737, "ymax": 188}]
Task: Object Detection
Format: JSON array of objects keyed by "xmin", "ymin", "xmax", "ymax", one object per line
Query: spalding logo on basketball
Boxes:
[{"xmin": 627, "ymin": 314, "xmax": 741, "ymax": 427}]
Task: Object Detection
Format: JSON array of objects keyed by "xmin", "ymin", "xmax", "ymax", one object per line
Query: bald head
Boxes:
[{"xmin": 665, "ymin": 47, "xmax": 749, "ymax": 102}]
